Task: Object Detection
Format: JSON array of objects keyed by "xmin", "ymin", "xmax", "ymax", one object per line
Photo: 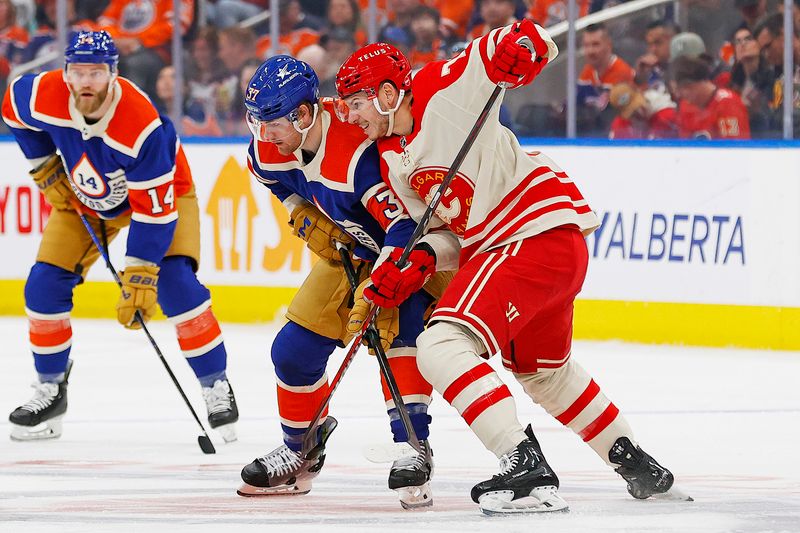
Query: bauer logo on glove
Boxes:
[{"xmin": 116, "ymin": 265, "xmax": 160, "ymax": 329}]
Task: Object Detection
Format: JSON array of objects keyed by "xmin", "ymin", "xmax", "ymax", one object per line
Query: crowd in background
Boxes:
[{"xmin": 1, "ymin": 0, "xmax": 798, "ymax": 139}]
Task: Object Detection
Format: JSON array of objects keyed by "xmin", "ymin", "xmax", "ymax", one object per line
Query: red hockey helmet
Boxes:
[{"xmin": 335, "ymin": 42, "xmax": 412, "ymax": 99}]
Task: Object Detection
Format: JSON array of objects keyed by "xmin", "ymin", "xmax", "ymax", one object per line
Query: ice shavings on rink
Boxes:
[{"xmin": 0, "ymin": 317, "xmax": 798, "ymax": 533}]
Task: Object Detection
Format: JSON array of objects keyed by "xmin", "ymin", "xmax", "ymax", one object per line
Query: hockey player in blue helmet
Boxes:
[
  {"xmin": 3, "ymin": 30, "xmax": 240, "ymax": 444},
  {"xmin": 237, "ymin": 55, "xmax": 457, "ymax": 509},
  {"xmin": 62, "ymin": 30, "xmax": 119, "ymax": 116},
  {"xmin": 244, "ymin": 55, "xmax": 321, "ymax": 152}
]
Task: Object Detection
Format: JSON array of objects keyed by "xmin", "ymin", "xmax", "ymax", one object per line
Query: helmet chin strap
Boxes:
[
  {"xmin": 371, "ymin": 89, "xmax": 405, "ymax": 137},
  {"xmin": 292, "ymin": 103, "xmax": 319, "ymax": 147}
]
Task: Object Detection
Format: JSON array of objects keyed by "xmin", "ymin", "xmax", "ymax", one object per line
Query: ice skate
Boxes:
[
  {"xmin": 237, "ymin": 416, "xmax": 338, "ymax": 496},
  {"xmin": 471, "ymin": 424, "xmax": 568, "ymax": 515},
  {"xmin": 9, "ymin": 360, "xmax": 72, "ymax": 441},
  {"xmin": 202, "ymin": 378, "xmax": 238, "ymax": 443},
  {"xmin": 388, "ymin": 439, "xmax": 434, "ymax": 510},
  {"xmin": 609, "ymin": 436, "xmax": 693, "ymax": 501}
]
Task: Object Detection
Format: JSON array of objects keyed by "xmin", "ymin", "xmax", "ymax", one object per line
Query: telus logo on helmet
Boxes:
[{"xmin": 358, "ymin": 48, "xmax": 387, "ymax": 62}]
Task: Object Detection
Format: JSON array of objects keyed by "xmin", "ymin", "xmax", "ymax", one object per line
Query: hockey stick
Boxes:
[
  {"xmin": 69, "ymin": 199, "xmax": 216, "ymax": 455},
  {"xmin": 299, "ymin": 82, "xmax": 505, "ymax": 458},
  {"xmin": 336, "ymin": 242, "xmax": 422, "ymax": 454}
]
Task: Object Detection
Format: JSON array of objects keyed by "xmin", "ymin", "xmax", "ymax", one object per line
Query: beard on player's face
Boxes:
[{"xmin": 71, "ymin": 84, "xmax": 109, "ymax": 115}]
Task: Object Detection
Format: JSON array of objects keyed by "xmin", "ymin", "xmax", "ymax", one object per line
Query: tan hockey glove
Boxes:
[
  {"xmin": 116, "ymin": 265, "xmax": 160, "ymax": 329},
  {"xmin": 31, "ymin": 154, "xmax": 73, "ymax": 210},
  {"xmin": 290, "ymin": 203, "xmax": 354, "ymax": 262},
  {"xmin": 347, "ymin": 277, "xmax": 399, "ymax": 353}
]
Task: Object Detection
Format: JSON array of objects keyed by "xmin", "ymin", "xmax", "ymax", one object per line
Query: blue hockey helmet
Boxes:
[
  {"xmin": 244, "ymin": 55, "xmax": 319, "ymax": 123},
  {"xmin": 65, "ymin": 31, "xmax": 119, "ymax": 73}
]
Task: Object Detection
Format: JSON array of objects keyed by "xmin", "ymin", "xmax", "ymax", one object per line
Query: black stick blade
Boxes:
[{"xmin": 198, "ymin": 435, "xmax": 216, "ymax": 454}]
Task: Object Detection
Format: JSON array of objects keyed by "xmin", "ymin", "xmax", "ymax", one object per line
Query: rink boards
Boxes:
[{"xmin": 0, "ymin": 139, "xmax": 798, "ymax": 349}]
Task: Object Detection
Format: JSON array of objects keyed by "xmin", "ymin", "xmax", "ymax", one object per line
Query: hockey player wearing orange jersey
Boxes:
[{"xmin": 336, "ymin": 20, "xmax": 687, "ymax": 514}]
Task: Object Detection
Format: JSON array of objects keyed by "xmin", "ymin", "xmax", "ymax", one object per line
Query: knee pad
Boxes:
[
  {"xmin": 24, "ymin": 262, "xmax": 81, "ymax": 314},
  {"xmin": 271, "ymin": 321, "xmax": 337, "ymax": 386},
  {"xmin": 157, "ymin": 256, "xmax": 210, "ymax": 317},
  {"xmin": 416, "ymin": 321, "xmax": 486, "ymax": 389}
]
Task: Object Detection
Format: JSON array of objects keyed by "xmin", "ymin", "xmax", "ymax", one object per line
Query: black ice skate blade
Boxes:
[{"xmin": 198, "ymin": 435, "xmax": 216, "ymax": 454}]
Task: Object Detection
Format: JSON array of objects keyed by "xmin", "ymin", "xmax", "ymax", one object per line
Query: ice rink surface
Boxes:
[{"xmin": 0, "ymin": 317, "xmax": 798, "ymax": 533}]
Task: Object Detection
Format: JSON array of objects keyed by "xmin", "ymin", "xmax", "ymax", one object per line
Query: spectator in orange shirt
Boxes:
[
  {"xmin": 434, "ymin": 0, "xmax": 473, "ymax": 40},
  {"xmin": 407, "ymin": 5, "xmax": 443, "ymax": 68},
  {"xmin": 468, "ymin": 0, "xmax": 516, "ymax": 40},
  {"xmin": 255, "ymin": 0, "xmax": 323, "ymax": 58},
  {"xmin": 671, "ymin": 55, "xmax": 751, "ymax": 139},
  {"xmin": 528, "ymin": 0, "xmax": 589, "ymax": 27},
  {"xmin": 577, "ymin": 23, "xmax": 635, "ymax": 135},
  {"xmin": 99, "ymin": 0, "xmax": 194, "ymax": 53}
]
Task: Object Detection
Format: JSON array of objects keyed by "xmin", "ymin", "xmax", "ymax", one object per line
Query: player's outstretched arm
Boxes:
[{"xmin": 484, "ymin": 19, "xmax": 558, "ymax": 89}]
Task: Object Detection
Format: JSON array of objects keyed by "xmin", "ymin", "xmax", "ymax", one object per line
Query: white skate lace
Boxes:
[
  {"xmin": 498, "ymin": 448, "xmax": 520, "ymax": 476},
  {"xmin": 20, "ymin": 382, "xmax": 59, "ymax": 413},
  {"xmin": 392, "ymin": 442, "xmax": 428, "ymax": 472},
  {"xmin": 202, "ymin": 380, "xmax": 232, "ymax": 415},
  {"xmin": 257, "ymin": 445, "xmax": 303, "ymax": 477}
]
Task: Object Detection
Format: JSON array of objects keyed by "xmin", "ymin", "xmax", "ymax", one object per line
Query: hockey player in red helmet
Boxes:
[
  {"xmin": 334, "ymin": 42, "xmax": 413, "ymax": 139},
  {"xmin": 336, "ymin": 19, "xmax": 688, "ymax": 514}
]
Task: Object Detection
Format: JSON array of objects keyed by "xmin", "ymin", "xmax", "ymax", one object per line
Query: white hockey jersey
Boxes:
[{"xmin": 378, "ymin": 23, "xmax": 600, "ymax": 270}]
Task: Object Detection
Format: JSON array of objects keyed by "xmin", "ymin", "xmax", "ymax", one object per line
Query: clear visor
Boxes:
[
  {"xmin": 246, "ymin": 112, "xmax": 294, "ymax": 143},
  {"xmin": 65, "ymin": 64, "xmax": 112, "ymax": 85},
  {"xmin": 334, "ymin": 87, "xmax": 403, "ymax": 123}
]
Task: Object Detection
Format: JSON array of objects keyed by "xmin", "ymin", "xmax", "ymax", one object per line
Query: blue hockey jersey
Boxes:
[
  {"xmin": 2, "ymin": 69, "xmax": 192, "ymax": 265},
  {"xmin": 247, "ymin": 99, "xmax": 416, "ymax": 262}
]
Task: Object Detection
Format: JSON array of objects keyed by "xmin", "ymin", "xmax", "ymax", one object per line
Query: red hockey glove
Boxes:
[
  {"xmin": 487, "ymin": 19, "xmax": 550, "ymax": 89},
  {"xmin": 365, "ymin": 244, "xmax": 437, "ymax": 308}
]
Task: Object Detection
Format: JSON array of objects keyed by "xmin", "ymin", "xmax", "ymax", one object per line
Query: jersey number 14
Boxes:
[{"xmin": 147, "ymin": 184, "xmax": 175, "ymax": 214}]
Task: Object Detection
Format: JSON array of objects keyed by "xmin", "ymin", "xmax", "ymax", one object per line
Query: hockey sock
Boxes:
[
  {"xmin": 515, "ymin": 359, "xmax": 635, "ymax": 466},
  {"xmin": 417, "ymin": 321, "xmax": 528, "ymax": 458},
  {"xmin": 388, "ymin": 402, "xmax": 432, "ymax": 442},
  {"xmin": 169, "ymin": 300, "xmax": 227, "ymax": 378},
  {"xmin": 272, "ymin": 322, "xmax": 337, "ymax": 451},
  {"xmin": 378, "ymin": 345, "xmax": 433, "ymax": 442},
  {"xmin": 25, "ymin": 263, "xmax": 80, "ymax": 383},
  {"xmin": 159, "ymin": 258, "xmax": 228, "ymax": 380}
]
